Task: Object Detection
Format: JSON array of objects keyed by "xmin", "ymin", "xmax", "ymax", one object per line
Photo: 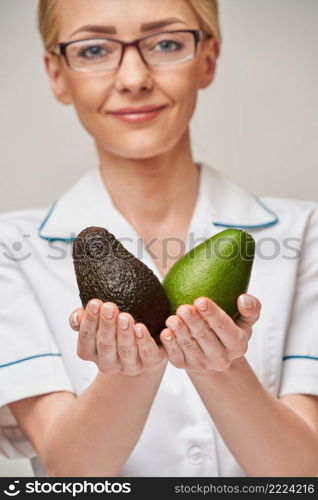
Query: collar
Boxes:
[{"xmin": 38, "ymin": 163, "xmax": 278, "ymax": 243}]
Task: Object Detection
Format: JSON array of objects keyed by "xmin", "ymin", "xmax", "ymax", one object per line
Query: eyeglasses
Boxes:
[{"xmin": 53, "ymin": 29, "xmax": 205, "ymax": 73}]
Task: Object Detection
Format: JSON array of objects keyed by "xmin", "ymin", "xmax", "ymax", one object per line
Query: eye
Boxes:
[
  {"xmin": 79, "ymin": 45, "xmax": 108, "ymax": 59},
  {"xmin": 154, "ymin": 40, "xmax": 183, "ymax": 52}
]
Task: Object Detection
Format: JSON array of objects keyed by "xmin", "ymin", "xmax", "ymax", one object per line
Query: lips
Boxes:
[
  {"xmin": 110, "ymin": 105, "xmax": 167, "ymax": 115},
  {"xmin": 110, "ymin": 106, "xmax": 166, "ymax": 124}
]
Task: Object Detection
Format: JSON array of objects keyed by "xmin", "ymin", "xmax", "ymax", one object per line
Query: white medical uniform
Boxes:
[{"xmin": 0, "ymin": 163, "xmax": 317, "ymax": 477}]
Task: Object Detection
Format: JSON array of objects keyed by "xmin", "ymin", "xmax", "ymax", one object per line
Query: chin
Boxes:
[
  {"xmin": 115, "ymin": 148, "xmax": 166, "ymax": 160},
  {"xmin": 104, "ymin": 138, "xmax": 173, "ymax": 159}
]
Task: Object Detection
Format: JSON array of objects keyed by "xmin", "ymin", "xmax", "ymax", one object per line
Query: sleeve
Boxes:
[
  {"xmin": 0, "ymin": 220, "xmax": 75, "ymax": 460},
  {"xmin": 278, "ymin": 205, "xmax": 318, "ymax": 397}
]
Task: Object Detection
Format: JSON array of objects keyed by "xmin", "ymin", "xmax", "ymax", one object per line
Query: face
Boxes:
[{"xmin": 45, "ymin": 0, "xmax": 218, "ymax": 159}]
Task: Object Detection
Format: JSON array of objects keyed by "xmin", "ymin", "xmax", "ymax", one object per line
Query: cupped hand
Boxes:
[
  {"xmin": 159, "ymin": 294, "xmax": 261, "ymax": 374},
  {"xmin": 69, "ymin": 300, "xmax": 167, "ymax": 376}
]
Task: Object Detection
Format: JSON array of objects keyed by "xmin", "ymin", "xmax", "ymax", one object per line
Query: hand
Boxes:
[
  {"xmin": 69, "ymin": 300, "xmax": 167, "ymax": 376},
  {"xmin": 159, "ymin": 294, "xmax": 261, "ymax": 374}
]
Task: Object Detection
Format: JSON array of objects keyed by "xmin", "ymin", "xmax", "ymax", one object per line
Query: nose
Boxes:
[{"xmin": 114, "ymin": 45, "xmax": 153, "ymax": 94}]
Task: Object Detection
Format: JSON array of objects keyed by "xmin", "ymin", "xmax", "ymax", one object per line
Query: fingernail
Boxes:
[
  {"xmin": 71, "ymin": 312, "xmax": 78, "ymax": 327},
  {"xmin": 135, "ymin": 326, "xmax": 143, "ymax": 338},
  {"xmin": 168, "ymin": 318, "xmax": 181, "ymax": 329},
  {"xmin": 90, "ymin": 300, "xmax": 100, "ymax": 314},
  {"xmin": 164, "ymin": 334, "xmax": 172, "ymax": 341},
  {"xmin": 178, "ymin": 306, "xmax": 192, "ymax": 320},
  {"xmin": 119, "ymin": 314, "xmax": 129, "ymax": 330},
  {"xmin": 240, "ymin": 295, "xmax": 254, "ymax": 309},
  {"xmin": 196, "ymin": 299, "xmax": 208, "ymax": 311},
  {"xmin": 103, "ymin": 303, "xmax": 114, "ymax": 319}
]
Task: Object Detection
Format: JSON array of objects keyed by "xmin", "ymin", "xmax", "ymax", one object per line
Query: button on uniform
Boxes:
[{"xmin": 187, "ymin": 445, "xmax": 205, "ymax": 465}]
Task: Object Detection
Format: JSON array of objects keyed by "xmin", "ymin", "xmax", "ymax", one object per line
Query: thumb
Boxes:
[
  {"xmin": 69, "ymin": 307, "xmax": 84, "ymax": 331},
  {"xmin": 236, "ymin": 294, "xmax": 261, "ymax": 332}
]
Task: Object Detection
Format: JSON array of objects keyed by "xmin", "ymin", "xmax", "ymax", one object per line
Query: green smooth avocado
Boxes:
[
  {"xmin": 72, "ymin": 226, "xmax": 170, "ymax": 344},
  {"xmin": 162, "ymin": 228, "xmax": 255, "ymax": 319}
]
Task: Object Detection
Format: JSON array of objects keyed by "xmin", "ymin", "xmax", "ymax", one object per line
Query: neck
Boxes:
[{"xmin": 96, "ymin": 130, "xmax": 200, "ymax": 231}]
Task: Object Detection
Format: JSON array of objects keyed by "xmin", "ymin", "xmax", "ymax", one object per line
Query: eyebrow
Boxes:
[{"xmin": 70, "ymin": 17, "xmax": 187, "ymax": 37}]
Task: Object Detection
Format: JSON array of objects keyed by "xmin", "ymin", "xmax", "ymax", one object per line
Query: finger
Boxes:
[
  {"xmin": 69, "ymin": 308, "xmax": 84, "ymax": 331},
  {"xmin": 96, "ymin": 302, "xmax": 120, "ymax": 373},
  {"xmin": 194, "ymin": 297, "xmax": 245, "ymax": 357},
  {"xmin": 236, "ymin": 295, "xmax": 262, "ymax": 340},
  {"xmin": 77, "ymin": 299, "xmax": 102, "ymax": 362},
  {"xmin": 176, "ymin": 304, "xmax": 225, "ymax": 361},
  {"xmin": 160, "ymin": 328, "xmax": 185, "ymax": 369},
  {"xmin": 134, "ymin": 324, "xmax": 163, "ymax": 370},
  {"xmin": 165, "ymin": 314, "xmax": 203, "ymax": 366},
  {"xmin": 117, "ymin": 312, "xmax": 140, "ymax": 374}
]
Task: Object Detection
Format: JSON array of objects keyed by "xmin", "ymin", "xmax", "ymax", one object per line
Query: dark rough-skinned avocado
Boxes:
[{"xmin": 72, "ymin": 226, "xmax": 169, "ymax": 344}]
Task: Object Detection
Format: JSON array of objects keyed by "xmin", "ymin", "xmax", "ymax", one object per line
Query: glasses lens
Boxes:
[
  {"xmin": 140, "ymin": 31, "xmax": 196, "ymax": 66},
  {"xmin": 66, "ymin": 38, "xmax": 121, "ymax": 71},
  {"xmin": 64, "ymin": 31, "xmax": 197, "ymax": 72}
]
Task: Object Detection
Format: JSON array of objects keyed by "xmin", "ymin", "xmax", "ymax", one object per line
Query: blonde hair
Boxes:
[
  {"xmin": 38, "ymin": 0, "xmax": 59, "ymax": 51},
  {"xmin": 187, "ymin": 0, "xmax": 221, "ymax": 49},
  {"xmin": 38, "ymin": 0, "xmax": 221, "ymax": 52}
]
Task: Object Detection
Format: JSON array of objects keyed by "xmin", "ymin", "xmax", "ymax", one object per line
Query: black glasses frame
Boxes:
[{"xmin": 54, "ymin": 29, "xmax": 206, "ymax": 71}]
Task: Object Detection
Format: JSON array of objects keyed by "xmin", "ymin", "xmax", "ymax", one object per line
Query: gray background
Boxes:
[{"xmin": 1, "ymin": 0, "xmax": 317, "ymax": 477}]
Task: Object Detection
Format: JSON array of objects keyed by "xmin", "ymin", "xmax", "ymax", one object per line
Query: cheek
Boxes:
[
  {"xmin": 67, "ymin": 75, "xmax": 111, "ymax": 113},
  {"xmin": 65, "ymin": 76, "xmax": 112, "ymax": 137},
  {"xmin": 162, "ymin": 64, "xmax": 200, "ymax": 111},
  {"xmin": 167, "ymin": 73, "xmax": 198, "ymax": 125}
]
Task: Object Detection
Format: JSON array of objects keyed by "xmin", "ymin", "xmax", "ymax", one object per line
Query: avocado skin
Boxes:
[
  {"xmin": 72, "ymin": 226, "xmax": 170, "ymax": 344},
  {"xmin": 162, "ymin": 229, "xmax": 255, "ymax": 320}
]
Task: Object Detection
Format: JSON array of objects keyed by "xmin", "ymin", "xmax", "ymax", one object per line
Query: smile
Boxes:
[{"xmin": 109, "ymin": 106, "xmax": 167, "ymax": 123}]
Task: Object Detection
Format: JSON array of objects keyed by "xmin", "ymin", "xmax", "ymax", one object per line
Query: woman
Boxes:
[{"xmin": 0, "ymin": 0, "xmax": 317, "ymax": 478}]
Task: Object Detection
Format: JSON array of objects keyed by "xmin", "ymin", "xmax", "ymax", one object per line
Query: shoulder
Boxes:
[
  {"xmin": 201, "ymin": 164, "xmax": 318, "ymax": 232},
  {"xmin": 258, "ymin": 195, "xmax": 318, "ymax": 233},
  {"xmin": 0, "ymin": 206, "xmax": 50, "ymax": 245},
  {"xmin": 0, "ymin": 206, "xmax": 49, "ymax": 225},
  {"xmin": 260, "ymin": 194, "xmax": 318, "ymax": 215}
]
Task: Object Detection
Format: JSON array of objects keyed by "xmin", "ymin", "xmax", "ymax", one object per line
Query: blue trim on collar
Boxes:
[
  {"xmin": 38, "ymin": 194, "xmax": 279, "ymax": 241},
  {"xmin": 283, "ymin": 355, "xmax": 318, "ymax": 361},
  {"xmin": 38, "ymin": 201, "xmax": 76, "ymax": 243},
  {"xmin": 212, "ymin": 196, "xmax": 279, "ymax": 229},
  {"xmin": 0, "ymin": 353, "xmax": 62, "ymax": 369}
]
